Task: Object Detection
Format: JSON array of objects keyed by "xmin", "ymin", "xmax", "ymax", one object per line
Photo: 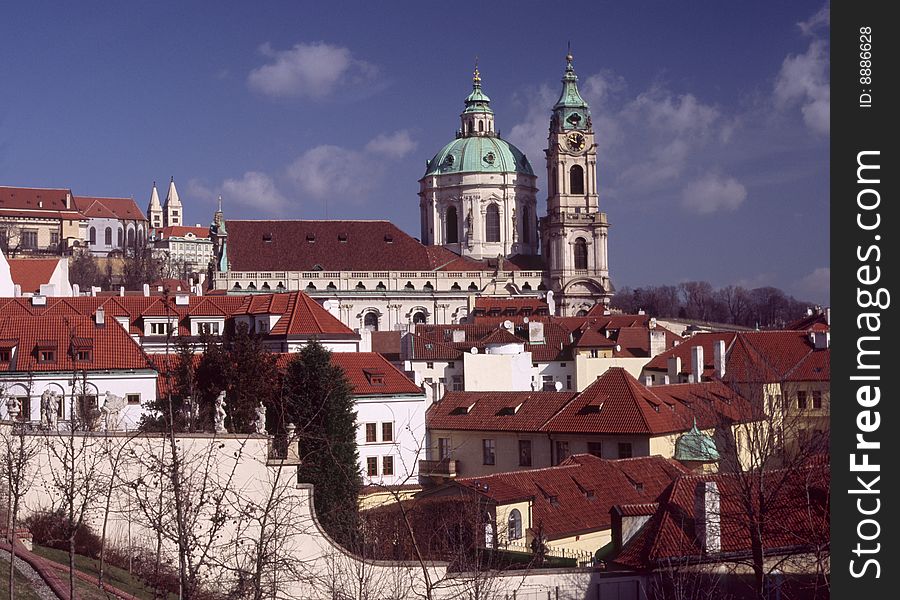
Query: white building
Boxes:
[
  {"xmin": 0, "ymin": 310, "xmax": 157, "ymax": 430},
  {"xmin": 150, "ymin": 224, "xmax": 214, "ymax": 276},
  {"xmin": 73, "ymin": 195, "xmax": 148, "ymax": 256}
]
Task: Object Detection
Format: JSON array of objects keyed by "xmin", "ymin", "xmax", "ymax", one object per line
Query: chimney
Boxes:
[
  {"xmin": 695, "ymin": 481, "xmax": 721, "ymax": 554},
  {"xmin": 826, "ymin": 307, "xmax": 831, "ymax": 326},
  {"xmin": 667, "ymin": 356, "xmax": 682, "ymax": 383},
  {"xmin": 713, "ymin": 340, "xmax": 726, "ymax": 379},
  {"xmin": 691, "ymin": 345, "xmax": 704, "ymax": 383},
  {"xmin": 95, "ymin": 307, "xmax": 105, "ymax": 327},
  {"xmin": 90, "ymin": 286, "xmax": 100, "ymax": 297},
  {"xmin": 119, "ymin": 286, "xmax": 125, "ymax": 296},
  {"xmin": 142, "ymin": 283, "xmax": 150, "ymax": 297},
  {"xmin": 663, "ymin": 374, "xmax": 670, "ymax": 385},
  {"xmin": 452, "ymin": 329, "xmax": 466, "ymax": 343},
  {"xmin": 195, "ymin": 284, "xmax": 203, "ymax": 297},
  {"xmin": 814, "ymin": 331, "xmax": 830, "ymax": 350},
  {"xmin": 72, "ymin": 283, "xmax": 80, "ymax": 296},
  {"xmin": 65, "ymin": 191, "xmax": 72, "ymax": 209},
  {"xmin": 649, "ymin": 330, "xmax": 666, "ymax": 357},
  {"xmin": 13, "ymin": 284, "xmax": 21, "ymax": 298}
]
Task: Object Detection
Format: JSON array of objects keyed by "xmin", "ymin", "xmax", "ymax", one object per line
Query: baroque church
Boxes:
[{"xmin": 207, "ymin": 53, "xmax": 613, "ymax": 330}]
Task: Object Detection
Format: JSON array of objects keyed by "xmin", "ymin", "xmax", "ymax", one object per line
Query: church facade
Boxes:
[{"xmin": 211, "ymin": 54, "xmax": 613, "ymax": 329}]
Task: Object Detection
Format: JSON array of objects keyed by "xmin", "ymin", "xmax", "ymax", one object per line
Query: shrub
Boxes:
[{"xmin": 24, "ymin": 510, "xmax": 103, "ymax": 559}]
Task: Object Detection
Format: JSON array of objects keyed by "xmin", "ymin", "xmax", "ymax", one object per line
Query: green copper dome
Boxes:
[
  {"xmin": 674, "ymin": 421, "xmax": 720, "ymax": 462},
  {"xmin": 424, "ymin": 66, "xmax": 533, "ymax": 177},
  {"xmin": 424, "ymin": 136, "xmax": 534, "ymax": 176}
]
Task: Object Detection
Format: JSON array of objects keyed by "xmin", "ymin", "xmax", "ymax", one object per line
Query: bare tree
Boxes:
[{"xmin": 1, "ymin": 390, "xmax": 42, "ymax": 600}]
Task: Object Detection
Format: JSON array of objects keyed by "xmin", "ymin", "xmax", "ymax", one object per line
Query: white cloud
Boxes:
[
  {"xmin": 188, "ymin": 172, "xmax": 290, "ymax": 216},
  {"xmin": 681, "ymin": 173, "xmax": 747, "ymax": 215},
  {"xmin": 792, "ymin": 267, "xmax": 830, "ymax": 302},
  {"xmin": 364, "ymin": 130, "xmax": 417, "ymax": 159},
  {"xmin": 798, "ymin": 4, "xmax": 830, "ymax": 36},
  {"xmin": 625, "ymin": 89, "xmax": 721, "ymax": 136},
  {"xmin": 248, "ymin": 41, "xmax": 378, "ymax": 100},
  {"xmin": 775, "ymin": 39, "xmax": 829, "ymax": 135},
  {"xmin": 286, "ymin": 130, "xmax": 417, "ymax": 202}
]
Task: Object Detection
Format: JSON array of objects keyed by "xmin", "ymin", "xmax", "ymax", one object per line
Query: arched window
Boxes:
[
  {"xmin": 363, "ymin": 312, "xmax": 379, "ymax": 331},
  {"xmin": 104, "ymin": 227, "xmax": 112, "ymax": 246},
  {"xmin": 570, "ymin": 165, "xmax": 585, "ymax": 195},
  {"xmin": 117, "ymin": 228, "xmax": 123, "ymax": 247},
  {"xmin": 127, "ymin": 228, "xmax": 135, "ymax": 247},
  {"xmin": 550, "ymin": 168, "xmax": 557, "ymax": 196},
  {"xmin": 138, "ymin": 228, "xmax": 144, "ymax": 246},
  {"xmin": 446, "ymin": 207, "xmax": 459, "ymax": 244},
  {"xmin": 574, "ymin": 237, "xmax": 588, "ymax": 270},
  {"xmin": 521, "ymin": 205, "xmax": 530, "ymax": 243},
  {"xmin": 478, "ymin": 120, "xmax": 484, "ymax": 132},
  {"xmin": 412, "ymin": 311, "xmax": 427, "ymax": 325},
  {"xmin": 89, "ymin": 227, "xmax": 96, "ymax": 244},
  {"xmin": 508, "ymin": 509, "xmax": 522, "ymax": 540},
  {"xmin": 485, "ymin": 204, "xmax": 500, "ymax": 243}
]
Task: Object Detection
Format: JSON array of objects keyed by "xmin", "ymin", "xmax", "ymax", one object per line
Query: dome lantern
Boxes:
[{"xmin": 460, "ymin": 60, "xmax": 495, "ymax": 137}]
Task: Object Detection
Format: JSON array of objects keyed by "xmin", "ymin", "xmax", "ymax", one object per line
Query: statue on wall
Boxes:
[
  {"xmin": 214, "ymin": 391, "xmax": 228, "ymax": 434},
  {"xmin": 5, "ymin": 394, "xmax": 20, "ymax": 421},
  {"xmin": 41, "ymin": 390, "xmax": 60, "ymax": 429},
  {"xmin": 465, "ymin": 207, "xmax": 474, "ymax": 247},
  {"xmin": 101, "ymin": 391, "xmax": 127, "ymax": 431},
  {"xmin": 255, "ymin": 403, "xmax": 267, "ymax": 435}
]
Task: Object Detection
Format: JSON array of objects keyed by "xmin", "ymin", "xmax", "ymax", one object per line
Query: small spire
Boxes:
[{"xmin": 473, "ymin": 56, "xmax": 481, "ymax": 86}]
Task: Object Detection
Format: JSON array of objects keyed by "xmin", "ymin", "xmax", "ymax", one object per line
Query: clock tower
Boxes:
[{"xmin": 540, "ymin": 50, "xmax": 613, "ymax": 315}]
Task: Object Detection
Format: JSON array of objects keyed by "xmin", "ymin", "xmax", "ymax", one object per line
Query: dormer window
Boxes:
[
  {"xmin": 338, "ymin": 233, "xmax": 348, "ymax": 242},
  {"xmin": 39, "ymin": 350, "xmax": 56, "ymax": 363},
  {"xmin": 75, "ymin": 350, "xmax": 91, "ymax": 361},
  {"xmin": 262, "ymin": 233, "xmax": 273, "ymax": 242},
  {"xmin": 364, "ymin": 370, "xmax": 385, "ymax": 386},
  {"xmin": 0, "ymin": 348, "xmax": 11, "ymax": 362},
  {"xmin": 307, "ymin": 234, "xmax": 316, "ymax": 242}
]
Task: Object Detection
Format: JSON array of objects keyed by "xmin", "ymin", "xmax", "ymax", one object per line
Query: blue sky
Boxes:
[{"xmin": 0, "ymin": 1, "xmax": 829, "ymax": 303}]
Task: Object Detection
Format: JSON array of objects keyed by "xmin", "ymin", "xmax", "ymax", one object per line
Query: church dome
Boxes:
[
  {"xmin": 424, "ymin": 135, "xmax": 534, "ymax": 177},
  {"xmin": 674, "ymin": 421, "xmax": 720, "ymax": 462}
]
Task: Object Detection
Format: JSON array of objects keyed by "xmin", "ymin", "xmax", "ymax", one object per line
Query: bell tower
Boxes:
[{"xmin": 540, "ymin": 50, "xmax": 613, "ymax": 315}]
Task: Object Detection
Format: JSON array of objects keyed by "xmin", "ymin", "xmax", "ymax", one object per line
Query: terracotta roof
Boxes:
[
  {"xmin": 455, "ymin": 454, "xmax": 688, "ymax": 540},
  {"xmin": 784, "ymin": 348, "xmax": 830, "ymax": 381},
  {"xmin": 0, "ymin": 208, "xmax": 84, "ymax": 220},
  {"xmin": 370, "ymin": 331, "xmax": 402, "ymax": 361},
  {"xmin": 786, "ymin": 310, "xmax": 829, "ymax": 331},
  {"xmin": 427, "ymin": 390, "xmax": 577, "ymax": 432},
  {"xmin": 0, "ymin": 294, "xmax": 349, "ymax": 340},
  {"xmin": 6, "ymin": 259, "xmax": 61, "ymax": 294},
  {"xmin": 224, "ymin": 219, "xmax": 536, "ymax": 273},
  {"xmin": 644, "ymin": 330, "xmax": 822, "ymax": 384},
  {"xmin": 472, "ymin": 297, "xmax": 550, "ymax": 316},
  {"xmin": 328, "ymin": 352, "xmax": 422, "ymax": 396},
  {"xmin": 232, "ymin": 292, "xmax": 355, "ymax": 337},
  {"xmin": 154, "ymin": 351, "xmax": 422, "ymax": 398},
  {"xmin": 0, "ymin": 314, "xmax": 150, "ymax": 372},
  {"xmin": 612, "ymin": 460, "xmax": 829, "ymax": 569},
  {"xmin": 409, "ymin": 322, "xmax": 573, "ymax": 362},
  {"xmin": 153, "ymin": 226, "xmax": 210, "ymax": 240},
  {"xmin": 0, "ymin": 186, "xmax": 72, "ymax": 211},
  {"xmin": 73, "ymin": 196, "xmax": 147, "ymax": 221},
  {"xmin": 542, "ymin": 368, "xmax": 754, "ymax": 435}
]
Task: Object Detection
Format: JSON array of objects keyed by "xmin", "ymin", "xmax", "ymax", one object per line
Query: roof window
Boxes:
[
  {"xmin": 338, "ymin": 233, "xmax": 348, "ymax": 242},
  {"xmin": 262, "ymin": 233, "xmax": 273, "ymax": 242}
]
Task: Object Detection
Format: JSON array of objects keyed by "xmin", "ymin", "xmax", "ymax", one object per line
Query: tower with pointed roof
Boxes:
[
  {"xmin": 163, "ymin": 176, "xmax": 183, "ymax": 227},
  {"xmin": 541, "ymin": 50, "xmax": 612, "ymax": 315},
  {"xmin": 419, "ymin": 65, "xmax": 539, "ymax": 261},
  {"xmin": 147, "ymin": 181, "xmax": 163, "ymax": 229}
]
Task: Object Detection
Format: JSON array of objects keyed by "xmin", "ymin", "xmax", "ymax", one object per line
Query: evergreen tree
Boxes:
[
  {"xmin": 281, "ymin": 341, "xmax": 361, "ymax": 546},
  {"xmin": 224, "ymin": 323, "xmax": 279, "ymax": 433}
]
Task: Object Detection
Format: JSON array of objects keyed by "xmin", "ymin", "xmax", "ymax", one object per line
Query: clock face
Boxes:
[{"xmin": 566, "ymin": 132, "xmax": 586, "ymax": 151}]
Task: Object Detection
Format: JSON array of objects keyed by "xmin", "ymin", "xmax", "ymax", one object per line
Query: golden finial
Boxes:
[
  {"xmin": 566, "ymin": 41, "xmax": 573, "ymax": 64},
  {"xmin": 473, "ymin": 56, "xmax": 481, "ymax": 84}
]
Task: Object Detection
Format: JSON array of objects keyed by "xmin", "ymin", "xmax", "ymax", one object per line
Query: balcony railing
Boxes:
[{"xmin": 418, "ymin": 457, "xmax": 459, "ymax": 478}]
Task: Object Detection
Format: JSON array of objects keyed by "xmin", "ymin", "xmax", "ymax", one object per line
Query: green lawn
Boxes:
[
  {"xmin": 29, "ymin": 545, "xmax": 177, "ymax": 600},
  {"xmin": 0, "ymin": 555, "xmax": 46, "ymax": 600}
]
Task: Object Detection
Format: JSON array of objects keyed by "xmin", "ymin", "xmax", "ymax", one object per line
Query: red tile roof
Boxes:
[
  {"xmin": 153, "ymin": 226, "xmax": 210, "ymax": 240},
  {"xmin": 427, "ymin": 390, "xmax": 577, "ymax": 432},
  {"xmin": 154, "ymin": 351, "xmax": 421, "ymax": 399},
  {"xmin": 6, "ymin": 259, "xmax": 61, "ymax": 294},
  {"xmin": 0, "ymin": 186, "xmax": 72, "ymax": 212},
  {"xmin": 612, "ymin": 460, "xmax": 829, "ymax": 569},
  {"xmin": 786, "ymin": 309, "xmax": 829, "ymax": 331},
  {"xmin": 644, "ymin": 330, "xmax": 823, "ymax": 384},
  {"xmin": 0, "ymin": 314, "xmax": 150, "ymax": 372},
  {"xmin": 473, "ymin": 297, "xmax": 550, "ymax": 316},
  {"xmin": 73, "ymin": 196, "xmax": 147, "ymax": 221},
  {"xmin": 784, "ymin": 348, "xmax": 830, "ymax": 381},
  {"xmin": 409, "ymin": 322, "xmax": 573, "ymax": 362},
  {"xmin": 542, "ymin": 369, "xmax": 755, "ymax": 435},
  {"xmin": 0, "ymin": 293, "xmax": 350, "ymax": 340},
  {"xmin": 232, "ymin": 292, "xmax": 354, "ymax": 337},
  {"xmin": 224, "ymin": 219, "xmax": 537, "ymax": 273},
  {"xmin": 455, "ymin": 454, "xmax": 688, "ymax": 540}
]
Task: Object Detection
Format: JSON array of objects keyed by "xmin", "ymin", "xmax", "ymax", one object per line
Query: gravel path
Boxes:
[{"xmin": 2, "ymin": 548, "xmax": 60, "ymax": 600}]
